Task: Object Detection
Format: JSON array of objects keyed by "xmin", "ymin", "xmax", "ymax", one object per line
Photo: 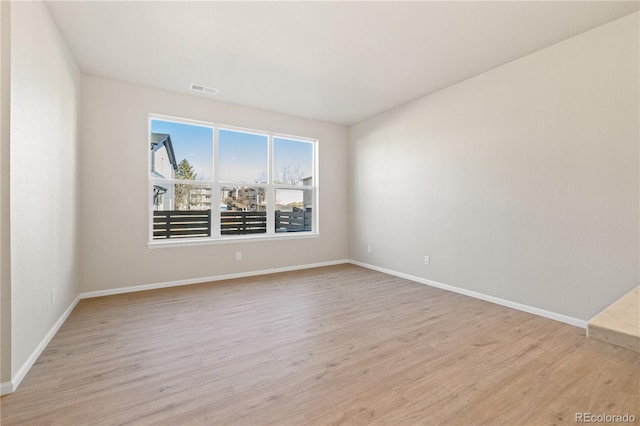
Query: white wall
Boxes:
[
  {"xmin": 80, "ymin": 76, "xmax": 348, "ymax": 292},
  {"xmin": 9, "ymin": 1, "xmax": 81, "ymax": 379},
  {"xmin": 349, "ymin": 13, "xmax": 639, "ymax": 322}
]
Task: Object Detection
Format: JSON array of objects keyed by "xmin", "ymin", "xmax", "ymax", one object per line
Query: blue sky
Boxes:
[
  {"xmin": 151, "ymin": 119, "xmax": 314, "ymax": 186},
  {"xmin": 274, "ymin": 137, "xmax": 314, "ymax": 183},
  {"xmin": 219, "ymin": 129, "xmax": 267, "ymax": 183}
]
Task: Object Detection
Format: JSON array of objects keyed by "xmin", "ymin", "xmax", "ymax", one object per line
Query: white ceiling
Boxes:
[{"xmin": 45, "ymin": 1, "xmax": 639, "ymax": 126}]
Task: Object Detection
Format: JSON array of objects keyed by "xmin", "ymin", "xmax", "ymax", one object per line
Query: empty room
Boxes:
[{"xmin": 1, "ymin": 1, "xmax": 639, "ymax": 425}]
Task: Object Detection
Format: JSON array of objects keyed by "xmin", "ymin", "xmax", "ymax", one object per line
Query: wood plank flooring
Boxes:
[{"xmin": 1, "ymin": 264, "xmax": 638, "ymax": 425}]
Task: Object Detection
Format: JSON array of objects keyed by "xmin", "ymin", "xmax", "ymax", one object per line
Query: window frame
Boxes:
[{"xmin": 147, "ymin": 113, "xmax": 319, "ymax": 247}]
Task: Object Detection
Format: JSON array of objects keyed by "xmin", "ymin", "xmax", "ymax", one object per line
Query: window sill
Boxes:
[{"xmin": 147, "ymin": 232, "xmax": 319, "ymax": 249}]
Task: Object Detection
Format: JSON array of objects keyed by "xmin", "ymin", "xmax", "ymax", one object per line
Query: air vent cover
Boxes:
[{"xmin": 190, "ymin": 83, "xmax": 218, "ymax": 95}]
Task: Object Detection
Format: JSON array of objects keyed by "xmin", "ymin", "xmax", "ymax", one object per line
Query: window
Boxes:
[{"xmin": 149, "ymin": 115, "xmax": 317, "ymax": 243}]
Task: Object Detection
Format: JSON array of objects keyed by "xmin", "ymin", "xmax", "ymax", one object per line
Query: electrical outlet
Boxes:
[
  {"xmin": 424, "ymin": 256, "xmax": 430, "ymax": 265},
  {"xmin": 367, "ymin": 245, "xmax": 372, "ymax": 253},
  {"xmin": 236, "ymin": 251, "xmax": 242, "ymax": 261},
  {"xmin": 50, "ymin": 288, "xmax": 55, "ymax": 304}
]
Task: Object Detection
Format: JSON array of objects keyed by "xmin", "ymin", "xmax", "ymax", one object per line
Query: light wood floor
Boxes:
[{"xmin": 1, "ymin": 264, "xmax": 638, "ymax": 425}]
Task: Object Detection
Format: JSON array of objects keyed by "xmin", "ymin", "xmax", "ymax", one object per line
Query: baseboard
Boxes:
[
  {"xmin": 349, "ymin": 260, "xmax": 588, "ymax": 329},
  {"xmin": 1, "ymin": 294, "xmax": 81, "ymax": 396},
  {"xmin": 80, "ymin": 259, "xmax": 350, "ymax": 299}
]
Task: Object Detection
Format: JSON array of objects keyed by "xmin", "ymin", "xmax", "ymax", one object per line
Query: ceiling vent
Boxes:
[{"xmin": 190, "ymin": 83, "xmax": 218, "ymax": 95}]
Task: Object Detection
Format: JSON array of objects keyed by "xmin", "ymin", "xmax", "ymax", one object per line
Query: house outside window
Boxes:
[{"xmin": 149, "ymin": 115, "xmax": 317, "ymax": 243}]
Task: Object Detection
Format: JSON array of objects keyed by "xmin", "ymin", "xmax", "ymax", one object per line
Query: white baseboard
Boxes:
[
  {"xmin": 349, "ymin": 260, "xmax": 588, "ymax": 329},
  {"xmin": 1, "ymin": 294, "xmax": 81, "ymax": 396},
  {"xmin": 80, "ymin": 259, "xmax": 350, "ymax": 299}
]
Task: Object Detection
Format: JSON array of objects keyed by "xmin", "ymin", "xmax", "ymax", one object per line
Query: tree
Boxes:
[
  {"xmin": 233, "ymin": 188, "xmax": 253, "ymax": 211},
  {"xmin": 254, "ymin": 171, "xmax": 267, "ymax": 184},
  {"xmin": 176, "ymin": 159, "xmax": 197, "ymax": 180},
  {"xmin": 254, "ymin": 172, "xmax": 267, "ymax": 210},
  {"xmin": 175, "ymin": 159, "xmax": 197, "ymax": 209},
  {"xmin": 277, "ymin": 162, "xmax": 305, "ymax": 185}
]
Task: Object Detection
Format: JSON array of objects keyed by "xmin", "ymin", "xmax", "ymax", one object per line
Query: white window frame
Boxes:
[{"xmin": 148, "ymin": 113, "xmax": 319, "ymax": 248}]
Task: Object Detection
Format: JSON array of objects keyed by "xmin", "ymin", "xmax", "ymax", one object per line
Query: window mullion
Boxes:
[
  {"xmin": 266, "ymin": 135, "xmax": 275, "ymax": 235},
  {"xmin": 313, "ymin": 139, "xmax": 319, "ymax": 234},
  {"xmin": 148, "ymin": 180, "xmax": 154, "ymax": 242},
  {"xmin": 211, "ymin": 183, "xmax": 221, "ymax": 238},
  {"xmin": 212, "ymin": 126, "xmax": 221, "ymax": 238}
]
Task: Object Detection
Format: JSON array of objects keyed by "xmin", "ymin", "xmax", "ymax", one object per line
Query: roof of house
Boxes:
[{"xmin": 151, "ymin": 133, "xmax": 178, "ymax": 171}]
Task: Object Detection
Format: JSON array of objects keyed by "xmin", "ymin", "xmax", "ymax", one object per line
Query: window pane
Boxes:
[
  {"xmin": 219, "ymin": 129, "xmax": 268, "ymax": 183},
  {"xmin": 220, "ymin": 185, "xmax": 267, "ymax": 212},
  {"xmin": 275, "ymin": 189, "xmax": 313, "ymax": 233},
  {"xmin": 220, "ymin": 185, "xmax": 267, "ymax": 235},
  {"xmin": 152, "ymin": 183, "xmax": 212, "ymax": 239},
  {"xmin": 151, "ymin": 120, "xmax": 213, "ymax": 180},
  {"xmin": 273, "ymin": 138, "xmax": 314, "ymax": 186}
]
